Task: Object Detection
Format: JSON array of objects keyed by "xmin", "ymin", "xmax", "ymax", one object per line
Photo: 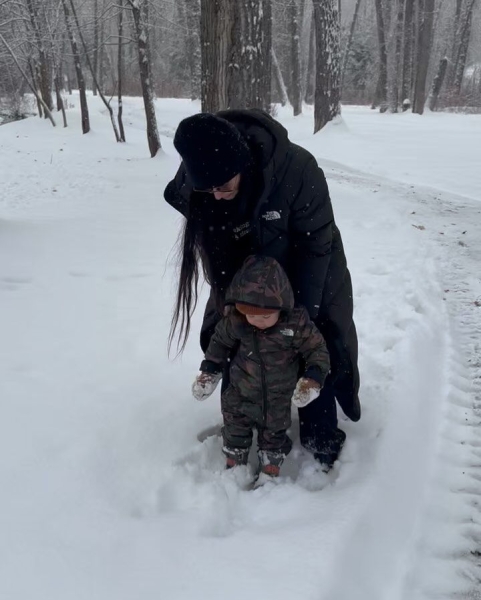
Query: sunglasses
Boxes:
[
  {"xmin": 193, "ymin": 174, "xmax": 240, "ymax": 194},
  {"xmin": 193, "ymin": 184, "xmax": 238, "ymax": 194}
]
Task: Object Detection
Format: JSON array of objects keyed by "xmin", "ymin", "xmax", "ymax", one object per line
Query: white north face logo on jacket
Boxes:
[{"xmin": 261, "ymin": 210, "xmax": 281, "ymax": 221}]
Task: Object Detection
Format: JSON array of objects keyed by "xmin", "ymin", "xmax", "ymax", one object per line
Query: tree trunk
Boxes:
[
  {"xmin": 401, "ymin": 0, "xmax": 415, "ymax": 107},
  {"xmin": 412, "ymin": 0, "xmax": 435, "ymax": 115},
  {"xmin": 453, "ymin": 0, "xmax": 477, "ymax": 97},
  {"xmin": 28, "ymin": 59, "xmax": 43, "ymax": 118},
  {"xmin": 93, "ymin": 0, "xmax": 99, "ymax": 95},
  {"xmin": 223, "ymin": 0, "xmax": 272, "ymax": 111},
  {"xmin": 272, "ymin": 48, "xmax": 289, "ymax": 106},
  {"xmin": 61, "ymin": 0, "xmax": 89, "ymax": 133},
  {"xmin": 341, "ymin": 0, "xmax": 363, "ymax": 90},
  {"xmin": 201, "ymin": 0, "xmax": 232, "ymax": 112},
  {"xmin": 428, "ymin": 56, "xmax": 448, "ymax": 110},
  {"xmin": 304, "ymin": 13, "xmax": 315, "ymax": 104},
  {"xmin": 372, "ymin": 0, "xmax": 388, "ymax": 112},
  {"xmin": 261, "ymin": 0, "xmax": 272, "ymax": 111},
  {"xmin": 54, "ymin": 75, "xmax": 68, "ymax": 127},
  {"xmin": 25, "ymin": 0, "xmax": 53, "ymax": 112},
  {"xmin": 391, "ymin": 0, "xmax": 405, "ymax": 112},
  {"xmin": 312, "ymin": 0, "xmax": 341, "ymax": 133},
  {"xmin": 185, "ymin": 0, "xmax": 201, "ymax": 100},
  {"xmin": 447, "ymin": 0, "xmax": 464, "ymax": 91},
  {"xmin": 129, "ymin": 0, "xmax": 161, "ymax": 156},
  {"xmin": 98, "ymin": 2, "xmax": 105, "ymax": 95},
  {"xmin": 118, "ymin": 0, "xmax": 126, "ymax": 141},
  {"xmin": 288, "ymin": 0, "xmax": 302, "ymax": 115}
]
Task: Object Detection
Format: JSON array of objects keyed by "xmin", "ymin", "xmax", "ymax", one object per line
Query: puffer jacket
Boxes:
[
  {"xmin": 201, "ymin": 256, "xmax": 330, "ymax": 426},
  {"xmin": 165, "ymin": 109, "xmax": 360, "ymax": 421}
]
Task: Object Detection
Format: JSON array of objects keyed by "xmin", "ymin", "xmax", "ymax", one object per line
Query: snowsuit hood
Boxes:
[{"xmin": 225, "ymin": 255, "xmax": 295, "ymax": 311}]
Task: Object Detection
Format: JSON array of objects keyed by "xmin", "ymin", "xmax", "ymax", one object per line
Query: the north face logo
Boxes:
[
  {"xmin": 261, "ymin": 211, "xmax": 281, "ymax": 221},
  {"xmin": 280, "ymin": 328, "xmax": 294, "ymax": 337}
]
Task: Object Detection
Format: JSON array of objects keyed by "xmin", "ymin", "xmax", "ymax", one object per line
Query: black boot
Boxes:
[{"xmin": 312, "ymin": 428, "xmax": 346, "ymax": 470}]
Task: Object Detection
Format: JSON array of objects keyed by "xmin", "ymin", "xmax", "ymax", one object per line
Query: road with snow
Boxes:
[{"xmin": 0, "ymin": 99, "xmax": 480, "ymax": 600}]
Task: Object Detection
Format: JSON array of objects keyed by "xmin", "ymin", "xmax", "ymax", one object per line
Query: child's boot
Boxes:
[
  {"xmin": 223, "ymin": 446, "xmax": 249, "ymax": 469},
  {"xmin": 256, "ymin": 450, "xmax": 285, "ymax": 482}
]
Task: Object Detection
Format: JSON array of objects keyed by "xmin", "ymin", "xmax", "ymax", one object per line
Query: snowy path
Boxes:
[{"xmin": 1, "ymin": 101, "xmax": 480, "ymax": 599}]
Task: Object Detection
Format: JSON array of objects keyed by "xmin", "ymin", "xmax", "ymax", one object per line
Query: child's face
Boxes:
[{"xmin": 245, "ymin": 311, "xmax": 280, "ymax": 330}]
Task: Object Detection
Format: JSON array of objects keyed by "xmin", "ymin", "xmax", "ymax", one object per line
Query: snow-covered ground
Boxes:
[{"xmin": 1, "ymin": 97, "xmax": 480, "ymax": 600}]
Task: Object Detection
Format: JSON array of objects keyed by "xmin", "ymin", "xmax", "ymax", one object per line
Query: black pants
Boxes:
[{"xmin": 297, "ymin": 375, "xmax": 338, "ymax": 452}]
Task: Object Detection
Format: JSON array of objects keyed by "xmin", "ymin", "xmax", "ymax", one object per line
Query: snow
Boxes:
[{"xmin": 1, "ymin": 96, "xmax": 480, "ymax": 600}]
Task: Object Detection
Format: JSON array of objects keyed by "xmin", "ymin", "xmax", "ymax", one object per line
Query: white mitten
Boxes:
[
  {"xmin": 192, "ymin": 371, "xmax": 222, "ymax": 401},
  {"xmin": 291, "ymin": 377, "xmax": 321, "ymax": 408}
]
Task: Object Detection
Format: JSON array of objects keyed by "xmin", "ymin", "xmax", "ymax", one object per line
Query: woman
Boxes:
[{"xmin": 164, "ymin": 109, "xmax": 360, "ymax": 468}]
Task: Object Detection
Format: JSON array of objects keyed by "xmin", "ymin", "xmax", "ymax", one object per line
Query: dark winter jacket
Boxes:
[
  {"xmin": 202, "ymin": 256, "xmax": 330, "ymax": 429},
  {"xmin": 164, "ymin": 109, "xmax": 360, "ymax": 422}
]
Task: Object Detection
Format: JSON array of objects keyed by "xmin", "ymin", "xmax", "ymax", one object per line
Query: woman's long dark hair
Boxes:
[
  {"xmin": 168, "ymin": 210, "xmax": 202, "ymax": 354},
  {"xmin": 168, "ymin": 201, "xmax": 219, "ymax": 355}
]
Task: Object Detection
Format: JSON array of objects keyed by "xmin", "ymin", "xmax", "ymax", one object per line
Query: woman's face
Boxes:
[{"xmin": 212, "ymin": 173, "xmax": 241, "ymax": 200}]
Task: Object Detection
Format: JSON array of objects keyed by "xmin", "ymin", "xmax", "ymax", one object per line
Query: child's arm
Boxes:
[
  {"xmin": 291, "ymin": 308, "xmax": 330, "ymax": 407},
  {"xmin": 294, "ymin": 308, "xmax": 330, "ymax": 383},
  {"xmin": 192, "ymin": 315, "xmax": 240, "ymax": 401},
  {"xmin": 202, "ymin": 314, "xmax": 239, "ymax": 371}
]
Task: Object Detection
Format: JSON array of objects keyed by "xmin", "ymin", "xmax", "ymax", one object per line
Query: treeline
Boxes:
[{"xmin": 0, "ymin": 1, "xmax": 480, "ymax": 154}]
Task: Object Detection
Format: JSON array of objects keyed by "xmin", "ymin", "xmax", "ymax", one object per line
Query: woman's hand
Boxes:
[
  {"xmin": 192, "ymin": 371, "xmax": 222, "ymax": 401},
  {"xmin": 291, "ymin": 377, "xmax": 321, "ymax": 408}
]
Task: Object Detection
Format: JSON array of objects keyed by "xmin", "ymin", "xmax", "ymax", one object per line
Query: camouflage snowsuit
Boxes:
[{"xmin": 201, "ymin": 256, "xmax": 330, "ymax": 459}]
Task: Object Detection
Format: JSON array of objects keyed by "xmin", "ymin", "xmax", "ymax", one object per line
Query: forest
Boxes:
[{"xmin": 1, "ymin": 0, "xmax": 480, "ymax": 154}]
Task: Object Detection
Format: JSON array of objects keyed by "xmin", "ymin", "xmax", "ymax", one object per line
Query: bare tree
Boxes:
[
  {"xmin": 412, "ymin": 0, "xmax": 435, "ymax": 114},
  {"xmin": 201, "ymin": 0, "xmax": 232, "ymax": 112},
  {"xmin": 401, "ymin": 0, "xmax": 415, "ymax": 107},
  {"xmin": 0, "ymin": 31, "xmax": 56, "ymax": 126},
  {"xmin": 272, "ymin": 47, "xmax": 289, "ymax": 106},
  {"xmin": 25, "ymin": 0, "xmax": 53, "ymax": 112},
  {"xmin": 117, "ymin": 0, "xmax": 126, "ymax": 141},
  {"xmin": 341, "ymin": 0, "xmax": 363, "ymax": 90},
  {"xmin": 229, "ymin": 0, "xmax": 272, "ymax": 110},
  {"xmin": 68, "ymin": 0, "xmax": 120, "ymax": 141},
  {"xmin": 304, "ymin": 12, "xmax": 315, "ymax": 103},
  {"xmin": 184, "ymin": 0, "xmax": 201, "ymax": 100},
  {"xmin": 61, "ymin": 0, "xmax": 89, "ymax": 133},
  {"xmin": 428, "ymin": 55, "xmax": 448, "ymax": 109},
  {"xmin": 372, "ymin": 0, "xmax": 388, "ymax": 111},
  {"xmin": 288, "ymin": 0, "xmax": 302, "ymax": 115},
  {"xmin": 391, "ymin": 0, "xmax": 405, "ymax": 112},
  {"xmin": 452, "ymin": 0, "xmax": 478, "ymax": 97},
  {"xmin": 92, "ymin": 0, "xmax": 99, "ymax": 96},
  {"xmin": 312, "ymin": 0, "xmax": 341, "ymax": 133},
  {"xmin": 126, "ymin": 0, "xmax": 161, "ymax": 156}
]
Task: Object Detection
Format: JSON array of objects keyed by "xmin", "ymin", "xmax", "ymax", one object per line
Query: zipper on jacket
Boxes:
[{"xmin": 253, "ymin": 329, "xmax": 268, "ymax": 426}]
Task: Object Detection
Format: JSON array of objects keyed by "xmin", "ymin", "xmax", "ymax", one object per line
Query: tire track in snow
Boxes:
[{"xmin": 325, "ymin": 162, "xmax": 481, "ymax": 600}]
